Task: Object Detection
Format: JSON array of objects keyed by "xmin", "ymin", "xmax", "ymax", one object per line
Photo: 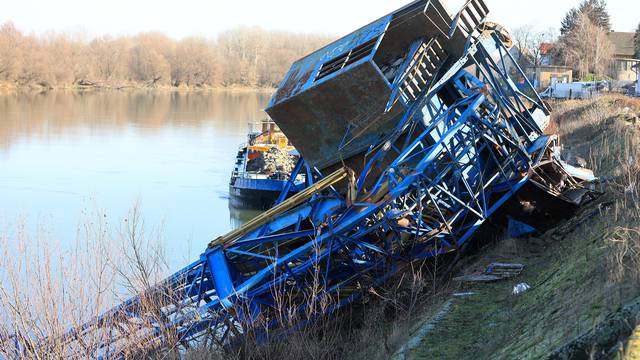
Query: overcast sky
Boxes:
[{"xmin": 1, "ymin": 0, "xmax": 637, "ymax": 40}]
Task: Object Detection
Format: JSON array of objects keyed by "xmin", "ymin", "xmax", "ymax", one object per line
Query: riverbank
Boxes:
[{"xmin": 0, "ymin": 81, "xmax": 276, "ymax": 94}]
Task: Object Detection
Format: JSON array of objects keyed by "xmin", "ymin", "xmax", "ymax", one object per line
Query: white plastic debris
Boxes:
[
  {"xmin": 453, "ymin": 292, "xmax": 476, "ymax": 298},
  {"xmin": 512, "ymin": 283, "xmax": 531, "ymax": 295}
]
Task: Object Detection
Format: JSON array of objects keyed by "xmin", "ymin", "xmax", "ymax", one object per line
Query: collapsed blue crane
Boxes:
[{"xmin": 16, "ymin": 0, "xmax": 596, "ymax": 358}]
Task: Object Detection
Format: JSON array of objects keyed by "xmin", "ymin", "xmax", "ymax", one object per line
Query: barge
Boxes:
[{"xmin": 229, "ymin": 119, "xmax": 304, "ymax": 209}]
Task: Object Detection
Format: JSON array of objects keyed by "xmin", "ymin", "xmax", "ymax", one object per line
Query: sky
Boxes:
[{"xmin": 1, "ymin": 0, "xmax": 637, "ymax": 40}]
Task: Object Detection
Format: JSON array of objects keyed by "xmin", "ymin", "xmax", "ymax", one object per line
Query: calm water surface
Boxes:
[{"xmin": 0, "ymin": 90, "xmax": 268, "ymax": 270}]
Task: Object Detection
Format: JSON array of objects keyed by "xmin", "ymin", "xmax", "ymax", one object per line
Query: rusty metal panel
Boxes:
[
  {"xmin": 267, "ymin": 61, "xmax": 403, "ymax": 169},
  {"xmin": 266, "ymin": 0, "xmax": 469, "ymax": 170},
  {"xmin": 266, "ymin": 15, "xmax": 390, "ymax": 109}
]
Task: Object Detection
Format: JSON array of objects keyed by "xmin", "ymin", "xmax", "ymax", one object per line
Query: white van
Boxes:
[{"xmin": 540, "ymin": 81, "xmax": 604, "ymax": 99}]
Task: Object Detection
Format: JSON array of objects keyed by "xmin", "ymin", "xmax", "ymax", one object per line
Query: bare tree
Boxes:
[
  {"xmin": 0, "ymin": 22, "xmax": 22, "ymax": 82},
  {"xmin": 634, "ymin": 22, "xmax": 640, "ymax": 59},
  {"xmin": 129, "ymin": 44, "xmax": 170, "ymax": 86},
  {"xmin": 0, "ymin": 22, "xmax": 334, "ymax": 89},
  {"xmin": 43, "ymin": 34, "xmax": 95, "ymax": 86},
  {"xmin": 558, "ymin": 13, "xmax": 613, "ymax": 80},
  {"xmin": 16, "ymin": 36, "xmax": 54, "ymax": 87},
  {"xmin": 512, "ymin": 25, "xmax": 556, "ymax": 69},
  {"xmin": 90, "ymin": 36, "xmax": 131, "ymax": 83},
  {"xmin": 171, "ymin": 37, "xmax": 220, "ymax": 87}
]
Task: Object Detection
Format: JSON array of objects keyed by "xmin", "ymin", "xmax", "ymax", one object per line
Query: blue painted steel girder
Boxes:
[{"xmin": 14, "ymin": 28, "xmax": 587, "ymax": 360}]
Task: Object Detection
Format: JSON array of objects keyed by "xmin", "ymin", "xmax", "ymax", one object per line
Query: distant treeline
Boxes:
[{"xmin": 0, "ymin": 22, "xmax": 334, "ymax": 89}]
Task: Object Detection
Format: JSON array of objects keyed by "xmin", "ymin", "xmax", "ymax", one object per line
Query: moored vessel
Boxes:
[{"xmin": 229, "ymin": 119, "xmax": 304, "ymax": 209}]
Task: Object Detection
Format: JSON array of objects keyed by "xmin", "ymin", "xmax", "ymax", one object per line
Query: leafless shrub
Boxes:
[
  {"xmin": 606, "ymin": 227, "xmax": 640, "ymax": 283},
  {"xmin": 0, "ymin": 203, "xmax": 175, "ymax": 359},
  {"xmin": 0, "ymin": 214, "xmax": 118, "ymax": 358},
  {"xmin": 114, "ymin": 203, "xmax": 168, "ymax": 293},
  {"xmin": 229, "ymin": 243, "xmax": 344, "ymax": 360},
  {"xmin": 0, "ymin": 203, "xmax": 442, "ymax": 360}
]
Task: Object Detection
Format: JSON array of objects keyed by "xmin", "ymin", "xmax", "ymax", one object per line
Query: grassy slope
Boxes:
[
  {"xmin": 412, "ymin": 200, "xmax": 616, "ymax": 359},
  {"xmin": 410, "ymin": 96, "xmax": 640, "ymax": 359}
]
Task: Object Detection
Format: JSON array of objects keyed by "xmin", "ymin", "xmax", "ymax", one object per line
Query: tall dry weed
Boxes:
[
  {"xmin": 0, "ymin": 204, "xmax": 174, "ymax": 359},
  {"xmin": 554, "ymin": 96, "xmax": 640, "ymax": 284}
]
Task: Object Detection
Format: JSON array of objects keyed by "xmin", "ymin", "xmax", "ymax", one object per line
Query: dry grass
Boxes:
[
  {"xmin": 179, "ymin": 258, "xmax": 453, "ymax": 360},
  {"xmin": 553, "ymin": 95, "xmax": 640, "ymax": 283},
  {"xmin": 0, "ymin": 204, "xmax": 177, "ymax": 359},
  {"xmin": 606, "ymin": 227, "xmax": 640, "ymax": 283},
  {"xmin": 0, "ymin": 210, "xmax": 449, "ymax": 360}
]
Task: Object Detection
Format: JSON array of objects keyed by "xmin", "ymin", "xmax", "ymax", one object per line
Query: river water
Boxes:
[{"xmin": 0, "ymin": 90, "xmax": 269, "ymax": 270}]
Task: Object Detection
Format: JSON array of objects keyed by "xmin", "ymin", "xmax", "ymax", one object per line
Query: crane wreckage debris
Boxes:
[{"xmin": 10, "ymin": 0, "xmax": 598, "ymax": 357}]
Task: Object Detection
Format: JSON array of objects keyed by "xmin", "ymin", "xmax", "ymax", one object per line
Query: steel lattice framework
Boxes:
[{"xmin": 9, "ymin": 4, "xmax": 594, "ymax": 359}]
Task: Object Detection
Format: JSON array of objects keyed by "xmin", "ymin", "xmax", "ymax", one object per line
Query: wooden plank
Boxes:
[{"xmin": 209, "ymin": 168, "xmax": 349, "ymax": 248}]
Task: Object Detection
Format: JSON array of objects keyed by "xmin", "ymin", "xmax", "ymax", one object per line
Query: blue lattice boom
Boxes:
[{"xmin": 13, "ymin": 0, "xmax": 597, "ymax": 358}]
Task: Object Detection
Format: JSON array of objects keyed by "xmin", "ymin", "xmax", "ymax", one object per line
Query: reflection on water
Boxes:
[
  {"xmin": 229, "ymin": 206, "xmax": 263, "ymax": 230},
  {"xmin": 0, "ymin": 90, "xmax": 270, "ymax": 270}
]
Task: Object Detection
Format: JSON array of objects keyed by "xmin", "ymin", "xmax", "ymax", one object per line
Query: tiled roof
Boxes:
[
  {"xmin": 608, "ymin": 32, "xmax": 635, "ymax": 57},
  {"xmin": 539, "ymin": 43, "xmax": 554, "ymax": 55}
]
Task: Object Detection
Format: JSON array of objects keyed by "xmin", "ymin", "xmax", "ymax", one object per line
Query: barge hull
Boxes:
[{"xmin": 229, "ymin": 178, "xmax": 300, "ymax": 210}]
